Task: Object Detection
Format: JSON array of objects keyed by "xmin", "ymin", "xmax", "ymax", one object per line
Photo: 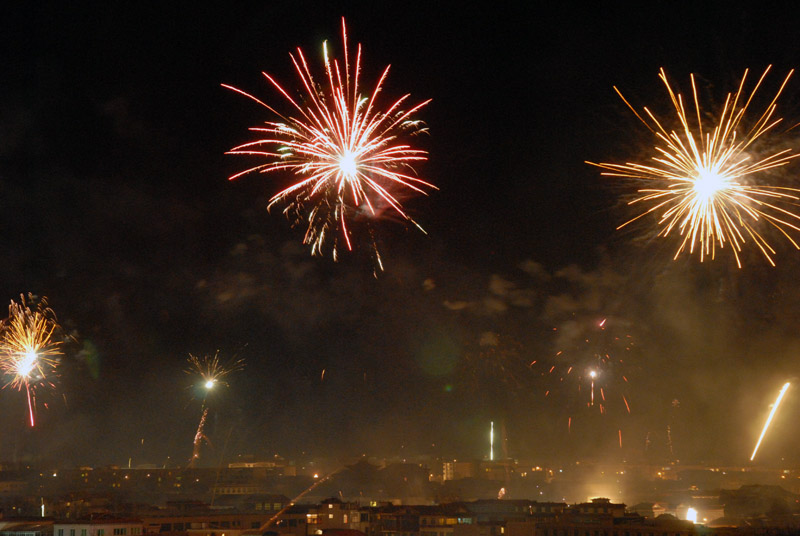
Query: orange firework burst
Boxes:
[
  {"xmin": 0, "ymin": 295, "xmax": 62, "ymax": 427},
  {"xmin": 224, "ymin": 18, "xmax": 434, "ymax": 268},
  {"xmin": 589, "ymin": 66, "xmax": 800, "ymax": 267}
]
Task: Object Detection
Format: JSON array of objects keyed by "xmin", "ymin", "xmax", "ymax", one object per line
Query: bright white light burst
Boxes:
[
  {"xmin": 17, "ymin": 350, "xmax": 38, "ymax": 378},
  {"xmin": 339, "ymin": 150, "xmax": 358, "ymax": 178},
  {"xmin": 693, "ymin": 168, "xmax": 728, "ymax": 203}
]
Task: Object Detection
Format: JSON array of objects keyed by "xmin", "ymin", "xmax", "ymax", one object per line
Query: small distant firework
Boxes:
[
  {"xmin": 185, "ymin": 352, "xmax": 244, "ymax": 467},
  {"xmin": 0, "ymin": 295, "xmax": 62, "ymax": 427},
  {"xmin": 533, "ymin": 317, "xmax": 634, "ymax": 418},
  {"xmin": 186, "ymin": 352, "xmax": 244, "ymax": 392},
  {"xmin": 224, "ymin": 18, "xmax": 434, "ymax": 267},
  {"xmin": 750, "ymin": 381, "xmax": 790, "ymax": 461},
  {"xmin": 589, "ymin": 67, "xmax": 800, "ymax": 267}
]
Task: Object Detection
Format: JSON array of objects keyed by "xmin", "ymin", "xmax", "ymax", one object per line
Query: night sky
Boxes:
[{"xmin": 3, "ymin": 2, "xmax": 800, "ymax": 468}]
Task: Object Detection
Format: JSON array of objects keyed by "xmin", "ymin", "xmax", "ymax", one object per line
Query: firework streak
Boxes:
[{"xmin": 750, "ymin": 381, "xmax": 790, "ymax": 461}]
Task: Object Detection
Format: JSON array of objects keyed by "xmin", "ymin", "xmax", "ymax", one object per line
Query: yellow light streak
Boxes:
[{"xmin": 750, "ymin": 381, "xmax": 790, "ymax": 461}]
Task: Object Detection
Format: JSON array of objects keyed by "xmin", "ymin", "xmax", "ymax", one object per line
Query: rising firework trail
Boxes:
[
  {"xmin": 589, "ymin": 67, "xmax": 800, "ymax": 267},
  {"xmin": 185, "ymin": 352, "xmax": 244, "ymax": 467},
  {"xmin": 190, "ymin": 408, "xmax": 209, "ymax": 466},
  {"xmin": 750, "ymin": 381, "xmax": 790, "ymax": 461},
  {"xmin": 0, "ymin": 296, "xmax": 62, "ymax": 427},
  {"xmin": 224, "ymin": 18, "xmax": 434, "ymax": 267},
  {"xmin": 259, "ymin": 467, "xmax": 343, "ymax": 531}
]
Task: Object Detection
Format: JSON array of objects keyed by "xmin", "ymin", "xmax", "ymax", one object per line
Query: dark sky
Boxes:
[{"xmin": 3, "ymin": 2, "xmax": 800, "ymax": 469}]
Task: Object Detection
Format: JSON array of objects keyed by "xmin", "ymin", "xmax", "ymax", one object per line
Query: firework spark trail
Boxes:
[
  {"xmin": 750, "ymin": 381, "xmax": 790, "ymax": 461},
  {"xmin": 589, "ymin": 67, "xmax": 800, "ymax": 267},
  {"xmin": 190, "ymin": 407, "xmax": 210, "ymax": 466},
  {"xmin": 0, "ymin": 296, "xmax": 62, "ymax": 427},
  {"xmin": 260, "ymin": 468, "xmax": 342, "ymax": 531},
  {"xmin": 224, "ymin": 18, "xmax": 434, "ymax": 265},
  {"xmin": 185, "ymin": 353, "xmax": 244, "ymax": 467}
]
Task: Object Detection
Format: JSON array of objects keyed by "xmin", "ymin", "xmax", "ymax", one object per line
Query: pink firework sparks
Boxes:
[{"xmin": 224, "ymin": 18, "xmax": 434, "ymax": 267}]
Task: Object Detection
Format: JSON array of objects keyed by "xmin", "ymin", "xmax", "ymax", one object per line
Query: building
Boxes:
[
  {"xmin": 54, "ymin": 517, "xmax": 143, "ymax": 536},
  {"xmin": 306, "ymin": 500, "xmax": 370, "ymax": 535}
]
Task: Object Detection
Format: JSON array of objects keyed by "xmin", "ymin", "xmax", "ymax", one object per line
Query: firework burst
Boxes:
[
  {"xmin": 532, "ymin": 317, "xmax": 635, "ymax": 434},
  {"xmin": 186, "ymin": 351, "xmax": 244, "ymax": 392},
  {"xmin": 224, "ymin": 18, "xmax": 434, "ymax": 267},
  {"xmin": 589, "ymin": 66, "xmax": 800, "ymax": 267},
  {"xmin": 0, "ymin": 295, "xmax": 62, "ymax": 427},
  {"xmin": 185, "ymin": 352, "xmax": 244, "ymax": 466}
]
